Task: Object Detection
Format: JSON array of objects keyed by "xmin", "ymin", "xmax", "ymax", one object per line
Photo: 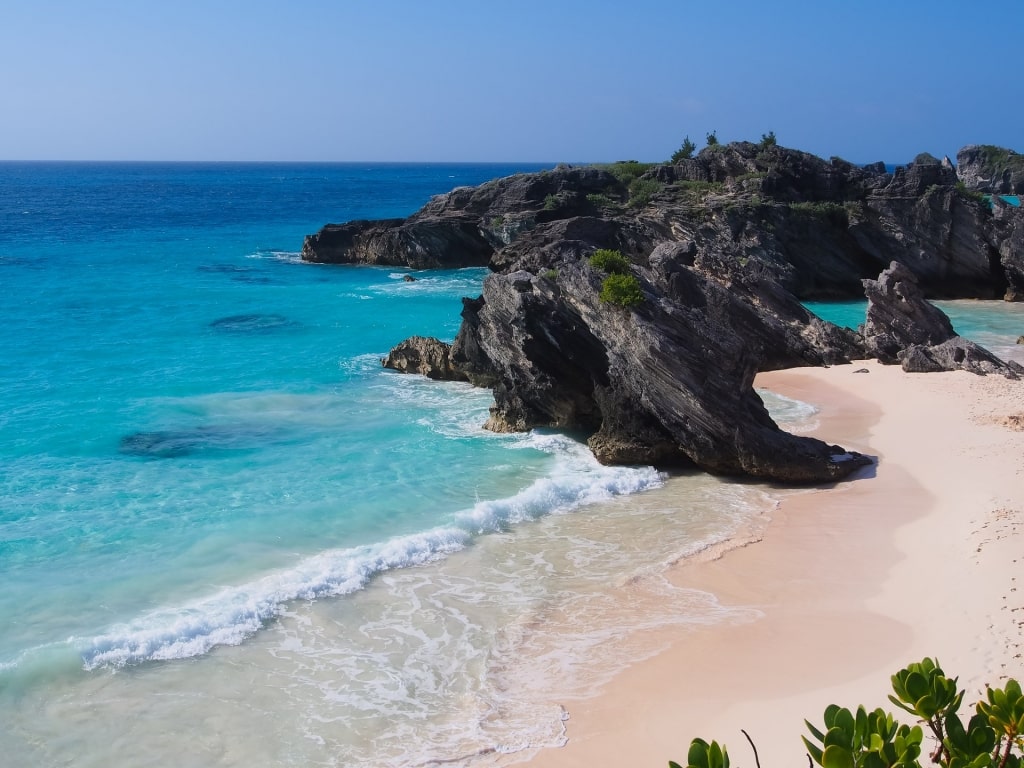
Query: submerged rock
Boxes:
[{"xmin": 209, "ymin": 313, "xmax": 299, "ymax": 334}]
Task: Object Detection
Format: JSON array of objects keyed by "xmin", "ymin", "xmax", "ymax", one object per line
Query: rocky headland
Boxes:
[{"xmin": 303, "ymin": 142, "xmax": 1024, "ymax": 483}]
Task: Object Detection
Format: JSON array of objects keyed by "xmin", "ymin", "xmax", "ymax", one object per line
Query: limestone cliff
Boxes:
[{"xmin": 312, "ymin": 142, "xmax": 1023, "ymax": 482}]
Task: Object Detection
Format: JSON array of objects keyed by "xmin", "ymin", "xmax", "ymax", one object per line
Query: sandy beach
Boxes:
[{"xmin": 527, "ymin": 360, "xmax": 1024, "ymax": 768}]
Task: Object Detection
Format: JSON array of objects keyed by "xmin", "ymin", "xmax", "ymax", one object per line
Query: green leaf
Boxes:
[
  {"xmin": 824, "ymin": 726, "xmax": 850, "ymax": 749},
  {"xmin": 822, "ymin": 745, "xmax": 855, "ymax": 768},
  {"xmin": 835, "ymin": 708, "xmax": 856, "ymax": 738},
  {"xmin": 806, "ymin": 719, "xmax": 827, "ymax": 743},
  {"xmin": 803, "ymin": 737, "xmax": 824, "ymax": 766},
  {"xmin": 688, "ymin": 739, "xmax": 710, "ymax": 768}
]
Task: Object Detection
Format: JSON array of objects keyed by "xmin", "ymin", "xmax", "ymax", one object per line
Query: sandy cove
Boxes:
[{"xmin": 526, "ymin": 359, "xmax": 1024, "ymax": 768}]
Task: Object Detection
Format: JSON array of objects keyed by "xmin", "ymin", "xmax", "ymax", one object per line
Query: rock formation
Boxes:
[
  {"xmin": 863, "ymin": 261, "xmax": 1023, "ymax": 377},
  {"xmin": 861, "ymin": 261, "xmax": 957, "ymax": 362},
  {"xmin": 381, "ymin": 336, "xmax": 467, "ymax": 381},
  {"xmin": 302, "ymin": 142, "xmax": 1024, "ymax": 482},
  {"xmin": 957, "ymin": 145, "xmax": 1024, "ymax": 195},
  {"xmin": 304, "ymin": 143, "xmax": 1024, "ymax": 301}
]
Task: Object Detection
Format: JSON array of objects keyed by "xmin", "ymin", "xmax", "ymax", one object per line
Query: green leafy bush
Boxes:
[
  {"xmin": 599, "ymin": 273, "xmax": 644, "ymax": 307},
  {"xmin": 543, "ymin": 193, "xmax": 560, "ymax": 211},
  {"xmin": 706, "ymin": 130, "xmax": 719, "ymax": 146},
  {"xmin": 955, "ymin": 181, "xmax": 988, "ymax": 205},
  {"xmin": 629, "ymin": 178, "xmax": 662, "ymax": 207},
  {"xmin": 598, "ymin": 161, "xmax": 656, "ymax": 186},
  {"xmin": 674, "ymin": 659, "xmax": 1024, "ymax": 768},
  {"xmin": 588, "ymin": 248, "xmax": 630, "ymax": 274},
  {"xmin": 760, "ymin": 130, "xmax": 777, "ymax": 149}
]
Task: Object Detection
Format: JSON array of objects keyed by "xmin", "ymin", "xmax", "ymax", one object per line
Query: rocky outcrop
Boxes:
[
  {"xmin": 957, "ymin": 145, "xmax": 1024, "ymax": 195},
  {"xmin": 304, "ymin": 143, "xmax": 1022, "ymax": 302},
  {"xmin": 861, "ymin": 261, "xmax": 957, "ymax": 362},
  {"xmin": 301, "ymin": 166, "xmax": 621, "ymax": 267},
  {"xmin": 864, "ymin": 261, "xmax": 1023, "ymax": 377},
  {"xmin": 447, "ymin": 229, "xmax": 870, "ymax": 482},
  {"xmin": 309, "ymin": 141, "xmax": 1024, "ymax": 481},
  {"xmin": 381, "ymin": 336, "xmax": 467, "ymax": 381}
]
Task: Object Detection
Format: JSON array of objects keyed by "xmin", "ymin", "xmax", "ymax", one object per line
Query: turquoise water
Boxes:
[
  {"xmin": 3, "ymin": 164, "xmax": 1021, "ymax": 767},
  {"xmin": 2, "ymin": 163, "xmax": 591, "ymax": 672}
]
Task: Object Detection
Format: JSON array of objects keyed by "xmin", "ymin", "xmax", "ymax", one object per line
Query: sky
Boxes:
[{"xmin": 1, "ymin": 0, "xmax": 1021, "ymax": 164}]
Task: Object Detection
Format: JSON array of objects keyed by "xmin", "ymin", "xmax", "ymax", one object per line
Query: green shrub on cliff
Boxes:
[
  {"xmin": 629, "ymin": 178, "xmax": 662, "ymax": 207},
  {"xmin": 672, "ymin": 658, "xmax": 1024, "ymax": 768},
  {"xmin": 588, "ymin": 248, "xmax": 629, "ymax": 274},
  {"xmin": 598, "ymin": 161, "xmax": 656, "ymax": 186},
  {"xmin": 599, "ymin": 273, "xmax": 644, "ymax": 307}
]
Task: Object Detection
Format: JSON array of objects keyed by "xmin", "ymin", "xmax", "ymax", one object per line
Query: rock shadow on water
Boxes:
[
  {"xmin": 197, "ymin": 263, "xmax": 277, "ymax": 285},
  {"xmin": 207, "ymin": 313, "xmax": 302, "ymax": 334},
  {"xmin": 118, "ymin": 424, "xmax": 276, "ymax": 458}
]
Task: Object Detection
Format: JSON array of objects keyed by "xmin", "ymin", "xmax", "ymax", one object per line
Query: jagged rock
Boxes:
[
  {"xmin": 307, "ymin": 141, "xmax": 1024, "ymax": 481},
  {"xmin": 301, "ymin": 166, "xmax": 621, "ymax": 267},
  {"xmin": 862, "ymin": 261, "xmax": 956, "ymax": 362},
  {"xmin": 957, "ymin": 145, "xmax": 1024, "ymax": 194},
  {"xmin": 302, "ymin": 142, "xmax": 1022, "ymax": 301},
  {"xmin": 450, "ymin": 240, "xmax": 869, "ymax": 482},
  {"xmin": 381, "ymin": 336, "xmax": 467, "ymax": 381},
  {"xmin": 863, "ymin": 261, "xmax": 1023, "ymax": 377},
  {"xmin": 301, "ymin": 216, "xmax": 494, "ymax": 269},
  {"xmin": 900, "ymin": 338, "xmax": 1022, "ymax": 377}
]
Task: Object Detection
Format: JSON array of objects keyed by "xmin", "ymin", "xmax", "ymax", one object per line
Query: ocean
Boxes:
[{"xmin": 1, "ymin": 163, "xmax": 1020, "ymax": 767}]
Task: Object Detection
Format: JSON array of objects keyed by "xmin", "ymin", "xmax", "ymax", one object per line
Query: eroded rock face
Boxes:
[
  {"xmin": 381, "ymin": 336, "xmax": 467, "ymax": 381},
  {"xmin": 305, "ymin": 143, "xmax": 1022, "ymax": 302},
  {"xmin": 336, "ymin": 142, "xmax": 1023, "ymax": 480},
  {"xmin": 448, "ymin": 232, "xmax": 870, "ymax": 482},
  {"xmin": 864, "ymin": 261, "xmax": 1023, "ymax": 377},
  {"xmin": 862, "ymin": 261, "xmax": 957, "ymax": 362},
  {"xmin": 957, "ymin": 145, "xmax": 1024, "ymax": 195}
]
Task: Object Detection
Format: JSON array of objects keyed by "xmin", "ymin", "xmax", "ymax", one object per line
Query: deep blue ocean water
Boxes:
[{"xmin": 2, "ymin": 163, "xmax": 1021, "ymax": 767}]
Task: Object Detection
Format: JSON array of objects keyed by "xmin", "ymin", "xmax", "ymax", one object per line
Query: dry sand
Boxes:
[{"xmin": 526, "ymin": 360, "xmax": 1024, "ymax": 768}]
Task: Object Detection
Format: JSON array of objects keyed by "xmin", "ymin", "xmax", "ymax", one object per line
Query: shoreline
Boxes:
[{"xmin": 524, "ymin": 360, "xmax": 1024, "ymax": 767}]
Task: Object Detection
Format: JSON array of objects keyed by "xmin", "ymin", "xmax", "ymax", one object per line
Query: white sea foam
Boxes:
[
  {"xmin": 76, "ymin": 436, "xmax": 664, "ymax": 670},
  {"xmin": 758, "ymin": 386, "xmax": 819, "ymax": 431},
  {"xmin": 245, "ymin": 249, "xmax": 304, "ymax": 264}
]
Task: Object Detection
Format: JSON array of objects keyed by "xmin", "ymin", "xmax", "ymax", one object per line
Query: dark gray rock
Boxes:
[
  {"xmin": 863, "ymin": 261, "xmax": 1022, "ymax": 377},
  {"xmin": 862, "ymin": 261, "xmax": 956, "ymax": 362},
  {"xmin": 381, "ymin": 336, "xmax": 467, "ymax": 381},
  {"xmin": 899, "ymin": 338, "xmax": 1022, "ymax": 377},
  {"xmin": 308, "ymin": 141, "xmax": 1024, "ymax": 481},
  {"xmin": 449, "ymin": 237, "xmax": 869, "ymax": 482}
]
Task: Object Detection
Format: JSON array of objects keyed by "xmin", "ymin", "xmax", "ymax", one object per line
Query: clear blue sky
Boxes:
[{"xmin": 2, "ymin": 0, "xmax": 1021, "ymax": 163}]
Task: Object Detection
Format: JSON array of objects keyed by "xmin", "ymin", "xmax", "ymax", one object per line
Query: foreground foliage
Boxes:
[{"xmin": 672, "ymin": 659, "xmax": 1023, "ymax": 768}]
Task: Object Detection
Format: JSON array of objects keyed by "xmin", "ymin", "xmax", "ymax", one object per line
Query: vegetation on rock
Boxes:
[
  {"xmin": 629, "ymin": 177, "xmax": 662, "ymax": 207},
  {"xmin": 672, "ymin": 136, "xmax": 697, "ymax": 163},
  {"xmin": 588, "ymin": 248, "xmax": 630, "ymax": 274},
  {"xmin": 672, "ymin": 659, "xmax": 1024, "ymax": 768},
  {"xmin": 598, "ymin": 272, "xmax": 644, "ymax": 307}
]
